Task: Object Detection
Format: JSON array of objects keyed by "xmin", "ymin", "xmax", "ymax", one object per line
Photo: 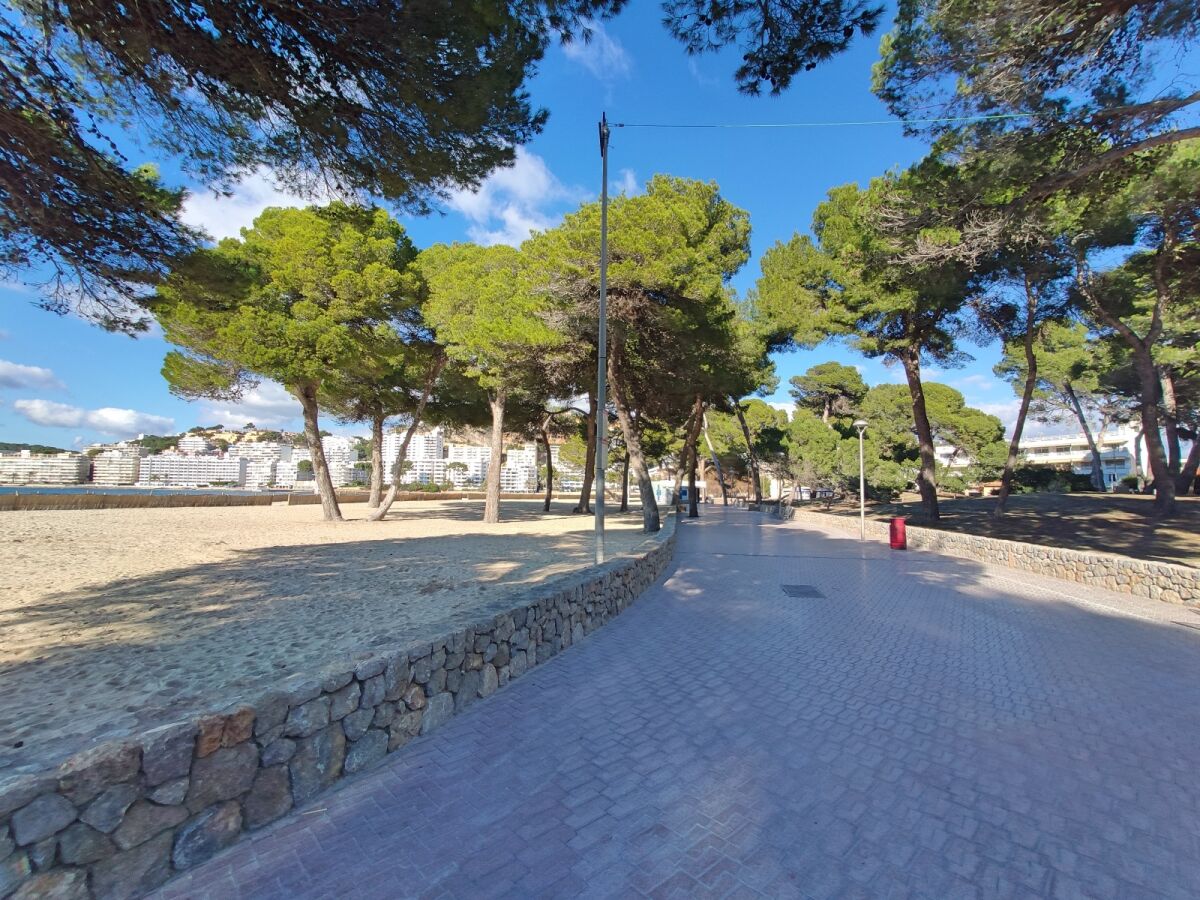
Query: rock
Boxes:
[
  {"xmin": 320, "ymin": 667, "xmax": 353, "ymax": 693},
  {"xmin": 172, "ymin": 801, "xmax": 242, "ymax": 870},
  {"xmin": 341, "ymin": 709, "xmax": 374, "ymax": 742},
  {"xmin": 411, "ymin": 655, "xmax": 432, "ymax": 684},
  {"xmin": 11, "ymin": 869, "xmax": 88, "ymax": 900},
  {"xmin": 383, "ymin": 655, "xmax": 412, "ymax": 701},
  {"xmin": 253, "ymin": 691, "xmax": 290, "ymax": 738},
  {"xmin": 221, "ymin": 706, "xmax": 256, "ymax": 747},
  {"xmin": 58, "ymin": 822, "xmax": 115, "ymax": 865},
  {"xmin": 0, "ymin": 826, "xmax": 11, "ymax": 860},
  {"xmin": 11, "ymin": 795, "xmax": 76, "ymax": 846},
  {"xmin": 421, "ymin": 694, "xmax": 454, "ymax": 735},
  {"xmin": 0, "ymin": 853, "xmax": 31, "ymax": 899},
  {"xmin": 510, "ymin": 650, "xmax": 528, "ymax": 678},
  {"xmin": 360, "ymin": 675, "xmax": 385, "ymax": 709},
  {"xmin": 0, "ymin": 776, "xmax": 56, "ymax": 821},
  {"xmin": 186, "ymin": 743, "xmax": 258, "ymax": 813},
  {"xmin": 147, "ymin": 779, "xmax": 188, "ymax": 807},
  {"xmin": 57, "ymin": 742, "xmax": 140, "ymax": 805},
  {"xmin": 388, "ymin": 711, "xmax": 422, "ymax": 751},
  {"xmin": 427, "ymin": 668, "xmax": 447, "ymax": 694},
  {"xmin": 344, "ymin": 730, "xmax": 387, "ymax": 775},
  {"xmin": 483, "ymin": 643, "xmax": 497, "ymax": 663},
  {"xmin": 194, "ymin": 715, "xmax": 226, "ymax": 758},
  {"xmin": 401, "ymin": 684, "xmax": 426, "ymax": 711},
  {"xmin": 329, "ymin": 682, "xmax": 361, "ymax": 721},
  {"xmin": 354, "ymin": 656, "xmax": 386, "ymax": 680},
  {"xmin": 243, "ymin": 767, "xmax": 291, "ymax": 829},
  {"xmin": 280, "ymin": 675, "xmax": 322, "ymax": 707},
  {"xmin": 80, "ymin": 784, "xmax": 138, "ymax": 834},
  {"xmin": 455, "ymin": 671, "xmax": 482, "ymax": 711},
  {"xmin": 492, "ymin": 644, "xmax": 511, "ymax": 668},
  {"xmin": 480, "ymin": 665, "xmax": 498, "ymax": 698},
  {"xmin": 112, "ymin": 801, "xmax": 187, "ymax": 851},
  {"xmin": 260, "ymin": 738, "xmax": 296, "ymax": 768},
  {"xmin": 284, "ymin": 696, "xmax": 331, "ymax": 738},
  {"xmin": 445, "ymin": 669, "xmax": 463, "ymax": 693},
  {"xmin": 28, "ymin": 837, "xmax": 55, "ymax": 871},
  {"xmin": 140, "ymin": 722, "xmax": 198, "ymax": 786},
  {"xmin": 372, "ymin": 702, "xmax": 396, "ymax": 729},
  {"xmin": 91, "ymin": 831, "xmax": 172, "ymax": 900},
  {"xmin": 572, "ymin": 623, "xmax": 585, "ymax": 644},
  {"xmin": 289, "ymin": 725, "xmax": 346, "ymax": 804}
]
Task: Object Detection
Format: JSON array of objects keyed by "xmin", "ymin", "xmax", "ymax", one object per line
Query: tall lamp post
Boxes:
[
  {"xmin": 854, "ymin": 419, "xmax": 868, "ymax": 541},
  {"xmin": 595, "ymin": 114, "xmax": 610, "ymax": 565}
]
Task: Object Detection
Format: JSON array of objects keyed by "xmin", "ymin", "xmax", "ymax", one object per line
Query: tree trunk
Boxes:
[
  {"xmin": 1176, "ymin": 437, "xmax": 1200, "ymax": 495},
  {"xmin": 484, "ymin": 389, "xmax": 506, "ymax": 524},
  {"xmin": 295, "ymin": 383, "xmax": 342, "ymax": 522},
  {"xmin": 899, "ymin": 350, "xmax": 940, "ymax": 521},
  {"xmin": 608, "ymin": 356, "xmax": 660, "ymax": 533},
  {"xmin": 619, "ymin": 452, "xmax": 630, "ymax": 512},
  {"xmin": 541, "ymin": 415, "xmax": 554, "ymax": 513},
  {"xmin": 673, "ymin": 399, "xmax": 703, "ymax": 510},
  {"xmin": 734, "ymin": 401, "xmax": 762, "ymax": 506},
  {"xmin": 1063, "ymin": 381, "xmax": 1105, "ymax": 491},
  {"xmin": 686, "ymin": 402, "xmax": 702, "ymax": 519},
  {"xmin": 575, "ymin": 392, "xmax": 596, "ymax": 514},
  {"xmin": 993, "ymin": 277, "xmax": 1038, "ymax": 518},
  {"xmin": 701, "ymin": 413, "xmax": 728, "ymax": 505},
  {"xmin": 368, "ymin": 354, "xmax": 446, "ymax": 522},
  {"xmin": 368, "ymin": 412, "xmax": 384, "ymax": 509},
  {"xmin": 1159, "ymin": 367, "xmax": 1181, "ymax": 476},
  {"xmin": 1131, "ymin": 347, "xmax": 1176, "ymax": 516}
]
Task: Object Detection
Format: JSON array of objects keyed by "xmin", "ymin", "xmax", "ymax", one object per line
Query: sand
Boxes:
[{"xmin": 0, "ymin": 499, "xmax": 655, "ymax": 773}]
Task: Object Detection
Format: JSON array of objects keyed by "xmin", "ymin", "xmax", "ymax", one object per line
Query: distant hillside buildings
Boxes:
[{"xmin": 0, "ymin": 425, "xmax": 575, "ymax": 492}]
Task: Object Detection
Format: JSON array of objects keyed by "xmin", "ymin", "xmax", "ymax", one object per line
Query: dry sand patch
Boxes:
[{"xmin": 0, "ymin": 499, "xmax": 653, "ymax": 772}]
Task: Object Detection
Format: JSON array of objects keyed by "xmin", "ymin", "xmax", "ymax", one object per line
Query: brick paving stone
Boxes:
[{"xmin": 152, "ymin": 509, "xmax": 1200, "ymax": 899}]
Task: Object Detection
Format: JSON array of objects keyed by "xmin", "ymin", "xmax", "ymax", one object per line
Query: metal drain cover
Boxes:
[{"xmin": 781, "ymin": 584, "xmax": 824, "ymax": 598}]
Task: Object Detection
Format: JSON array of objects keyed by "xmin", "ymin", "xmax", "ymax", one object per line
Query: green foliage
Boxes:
[
  {"xmin": 2, "ymin": 1, "xmax": 633, "ymax": 327},
  {"xmin": 789, "ymin": 362, "xmax": 867, "ymax": 424},
  {"xmin": 296, "ymin": 460, "xmax": 314, "ymax": 474},
  {"xmin": 0, "ymin": 442, "xmax": 69, "ymax": 454},
  {"xmin": 135, "ymin": 434, "xmax": 180, "ymax": 453},
  {"xmin": 662, "ymin": 0, "xmax": 883, "ymax": 95},
  {"xmin": 418, "ymin": 243, "xmax": 559, "ymax": 395},
  {"xmin": 156, "ymin": 204, "xmax": 418, "ymax": 401}
]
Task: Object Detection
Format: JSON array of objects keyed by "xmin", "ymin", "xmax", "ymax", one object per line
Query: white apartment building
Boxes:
[
  {"xmin": 0, "ymin": 452, "xmax": 90, "ymax": 485},
  {"xmin": 176, "ymin": 434, "xmax": 214, "ymax": 455},
  {"xmin": 227, "ymin": 441, "xmax": 293, "ymax": 491},
  {"xmin": 91, "ymin": 450, "xmax": 142, "ymax": 485},
  {"xmin": 935, "ymin": 423, "xmax": 1149, "ymax": 488},
  {"xmin": 137, "ymin": 454, "xmax": 247, "ymax": 488},
  {"xmin": 501, "ymin": 443, "xmax": 539, "ymax": 492}
]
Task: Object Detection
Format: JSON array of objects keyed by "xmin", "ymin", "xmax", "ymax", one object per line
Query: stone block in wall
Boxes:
[
  {"xmin": 172, "ymin": 801, "xmax": 241, "ymax": 870},
  {"xmin": 185, "ymin": 743, "xmax": 258, "ymax": 813},
  {"xmin": 140, "ymin": 723, "xmax": 197, "ymax": 787},
  {"xmin": 421, "ymin": 694, "xmax": 454, "ymax": 735},
  {"xmin": 112, "ymin": 802, "xmax": 186, "ymax": 852},
  {"xmin": 80, "ymin": 784, "xmax": 138, "ymax": 834},
  {"xmin": 90, "ymin": 831, "xmax": 172, "ymax": 900},
  {"xmin": 344, "ymin": 730, "xmax": 388, "ymax": 775},
  {"xmin": 242, "ymin": 767, "xmax": 291, "ymax": 830},
  {"xmin": 10, "ymin": 794, "xmax": 76, "ymax": 847},
  {"xmin": 57, "ymin": 743, "xmax": 140, "ymax": 806},
  {"xmin": 289, "ymin": 725, "xmax": 345, "ymax": 805}
]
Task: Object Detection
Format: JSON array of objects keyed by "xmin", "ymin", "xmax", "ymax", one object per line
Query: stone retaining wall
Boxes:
[
  {"xmin": 791, "ymin": 508, "xmax": 1199, "ymax": 605},
  {"xmin": 0, "ymin": 493, "xmax": 275, "ymax": 513},
  {"xmin": 0, "ymin": 521, "xmax": 676, "ymax": 900}
]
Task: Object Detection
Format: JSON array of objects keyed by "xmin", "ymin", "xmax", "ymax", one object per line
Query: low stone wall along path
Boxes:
[{"xmin": 155, "ymin": 508, "xmax": 1200, "ymax": 899}]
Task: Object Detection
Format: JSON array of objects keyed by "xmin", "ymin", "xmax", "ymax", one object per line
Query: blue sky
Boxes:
[{"xmin": 0, "ymin": 4, "xmax": 1021, "ymax": 448}]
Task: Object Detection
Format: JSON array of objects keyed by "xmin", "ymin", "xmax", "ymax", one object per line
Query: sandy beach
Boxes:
[{"xmin": 0, "ymin": 499, "xmax": 655, "ymax": 773}]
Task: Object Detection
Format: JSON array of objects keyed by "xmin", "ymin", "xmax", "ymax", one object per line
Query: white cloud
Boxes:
[
  {"xmin": 612, "ymin": 168, "xmax": 638, "ymax": 197},
  {"xmin": 687, "ymin": 59, "xmax": 719, "ymax": 87},
  {"xmin": 562, "ymin": 21, "xmax": 632, "ymax": 82},
  {"xmin": 199, "ymin": 381, "xmax": 301, "ymax": 430},
  {"xmin": 445, "ymin": 149, "xmax": 587, "ymax": 247},
  {"xmin": 767, "ymin": 401, "xmax": 793, "ymax": 417},
  {"xmin": 955, "ymin": 373, "xmax": 995, "ymax": 391},
  {"xmin": 182, "ymin": 167, "xmax": 316, "ymax": 242},
  {"xmin": 0, "ymin": 329, "xmax": 10, "ymax": 340},
  {"xmin": 14, "ymin": 399, "xmax": 174, "ymax": 437},
  {"xmin": 0, "ymin": 359, "xmax": 63, "ymax": 390}
]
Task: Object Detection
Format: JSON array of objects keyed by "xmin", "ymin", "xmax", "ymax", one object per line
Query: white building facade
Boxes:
[
  {"xmin": 137, "ymin": 454, "xmax": 247, "ymax": 488},
  {"xmin": 0, "ymin": 452, "xmax": 90, "ymax": 485}
]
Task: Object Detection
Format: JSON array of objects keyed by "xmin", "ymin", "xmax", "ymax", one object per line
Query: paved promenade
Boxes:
[{"xmin": 158, "ymin": 509, "xmax": 1200, "ymax": 899}]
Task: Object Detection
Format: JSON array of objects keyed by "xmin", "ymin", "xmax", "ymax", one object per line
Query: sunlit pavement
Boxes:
[{"xmin": 157, "ymin": 507, "xmax": 1200, "ymax": 899}]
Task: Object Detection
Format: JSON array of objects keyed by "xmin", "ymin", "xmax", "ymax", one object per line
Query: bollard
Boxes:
[{"xmin": 889, "ymin": 516, "xmax": 907, "ymax": 550}]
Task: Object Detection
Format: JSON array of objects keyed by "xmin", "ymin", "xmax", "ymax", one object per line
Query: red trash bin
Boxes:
[{"xmin": 889, "ymin": 516, "xmax": 907, "ymax": 550}]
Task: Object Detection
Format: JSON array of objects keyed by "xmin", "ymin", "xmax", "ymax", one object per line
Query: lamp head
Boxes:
[{"xmin": 853, "ymin": 419, "xmax": 868, "ymax": 433}]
